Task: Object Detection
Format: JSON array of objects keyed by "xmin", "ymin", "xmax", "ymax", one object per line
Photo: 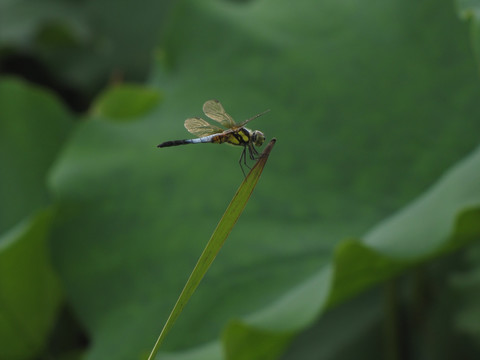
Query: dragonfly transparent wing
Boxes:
[
  {"xmin": 203, "ymin": 99, "xmax": 236, "ymax": 128},
  {"xmin": 184, "ymin": 117, "xmax": 224, "ymax": 137},
  {"xmin": 238, "ymin": 109, "xmax": 271, "ymax": 127}
]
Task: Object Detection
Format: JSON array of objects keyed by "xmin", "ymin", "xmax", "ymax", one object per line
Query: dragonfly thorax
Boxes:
[{"xmin": 251, "ymin": 130, "xmax": 265, "ymax": 147}]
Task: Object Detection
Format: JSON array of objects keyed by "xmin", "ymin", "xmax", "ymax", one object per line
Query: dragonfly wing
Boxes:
[
  {"xmin": 184, "ymin": 117, "xmax": 223, "ymax": 137},
  {"xmin": 203, "ymin": 99, "xmax": 236, "ymax": 128},
  {"xmin": 238, "ymin": 109, "xmax": 271, "ymax": 127}
]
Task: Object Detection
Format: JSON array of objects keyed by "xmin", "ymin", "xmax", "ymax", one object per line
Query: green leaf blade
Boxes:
[{"xmin": 148, "ymin": 139, "xmax": 276, "ymax": 360}]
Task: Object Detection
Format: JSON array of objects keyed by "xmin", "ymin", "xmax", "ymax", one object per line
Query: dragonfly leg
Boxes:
[
  {"xmin": 241, "ymin": 146, "xmax": 255, "ymax": 176},
  {"xmin": 247, "ymin": 143, "xmax": 256, "ymax": 160},
  {"xmin": 248, "ymin": 143, "xmax": 262, "ymax": 161},
  {"xmin": 239, "ymin": 146, "xmax": 247, "ymax": 177},
  {"xmin": 245, "ymin": 147, "xmax": 253, "ymax": 169}
]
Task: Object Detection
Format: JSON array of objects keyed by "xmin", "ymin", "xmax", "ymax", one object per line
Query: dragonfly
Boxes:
[{"xmin": 157, "ymin": 99, "xmax": 270, "ymax": 176}]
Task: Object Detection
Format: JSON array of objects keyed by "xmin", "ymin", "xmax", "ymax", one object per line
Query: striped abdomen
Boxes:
[
  {"xmin": 157, "ymin": 128, "xmax": 253, "ymax": 148},
  {"xmin": 157, "ymin": 134, "xmax": 220, "ymax": 148}
]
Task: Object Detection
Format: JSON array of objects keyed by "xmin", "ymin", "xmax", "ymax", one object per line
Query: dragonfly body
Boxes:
[
  {"xmin": 158, "ymin": 100, "xmax": 269, "ymax": 175},
  {"xmin": 158, "ymin": 127, "xmax": 256, "ymax": 147}
]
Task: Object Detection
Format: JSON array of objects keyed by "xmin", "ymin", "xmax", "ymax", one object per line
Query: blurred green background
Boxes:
[{"xmin": 2, "ymin": 0, "xmax": 480, "ymax": 359}]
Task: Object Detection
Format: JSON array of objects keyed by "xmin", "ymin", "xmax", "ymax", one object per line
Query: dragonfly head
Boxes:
[{"xmin": 251, "ymin": 130, "xmax": 265, "ymax": 147}]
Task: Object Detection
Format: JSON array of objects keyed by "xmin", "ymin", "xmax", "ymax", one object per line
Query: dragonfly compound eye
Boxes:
[{"xmin": 252, "ymin": 130, "xmax": 265, "ymax": 147}]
